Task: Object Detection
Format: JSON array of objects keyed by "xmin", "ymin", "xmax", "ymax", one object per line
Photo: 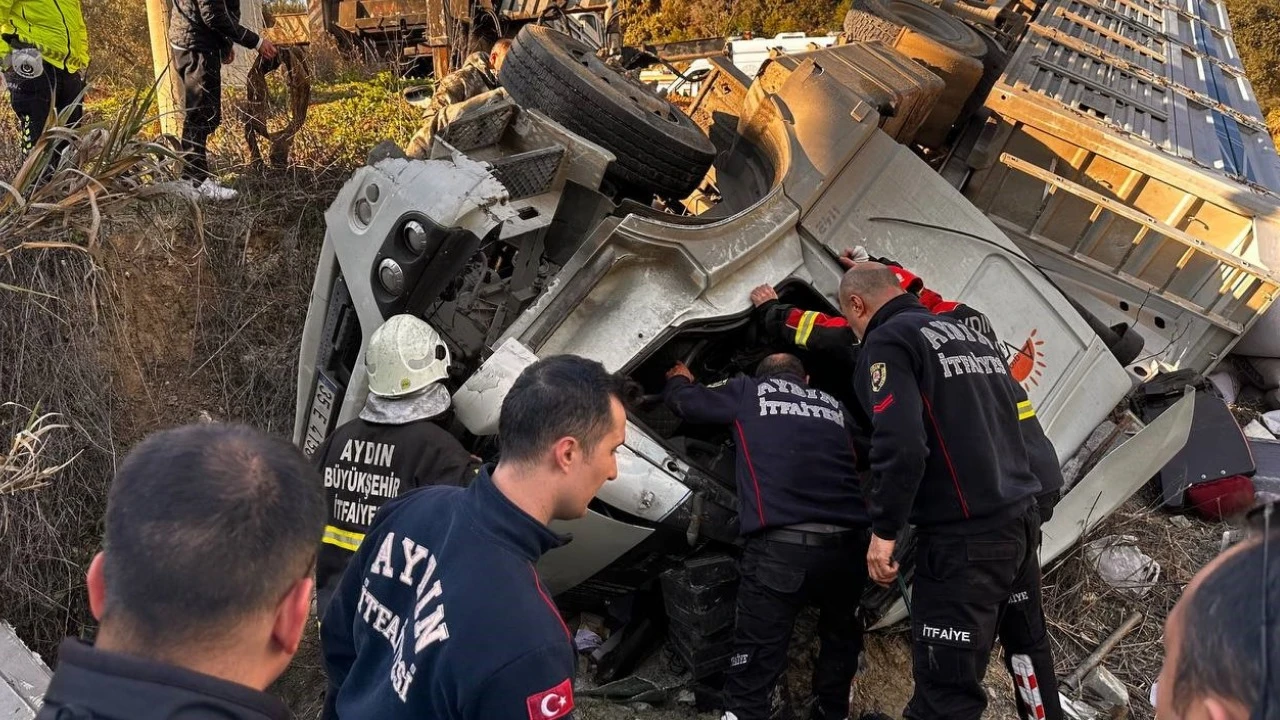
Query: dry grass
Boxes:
[
  {"xmin": 1042, "ymin": 490, "xmax": 1228, "ymax": 720},
  {"xmin": 0, "ymin": 405, "xmax": 79, "ymax": 497}
]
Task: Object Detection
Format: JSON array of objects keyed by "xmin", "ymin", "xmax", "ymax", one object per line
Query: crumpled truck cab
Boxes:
[{"xmin": 293, "ymin": 35, "xmax": 1195, "ymax": 625}]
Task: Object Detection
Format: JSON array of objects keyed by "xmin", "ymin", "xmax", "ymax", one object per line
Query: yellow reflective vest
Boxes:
[{"xmin": 0, "ymin": 0, "xmax": 89, "ymax": 74}]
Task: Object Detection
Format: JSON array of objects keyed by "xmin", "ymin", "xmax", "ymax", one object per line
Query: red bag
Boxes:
[{"xmin": 1185, "ymin": 475, "xmax": 1256, "ymax": 521}]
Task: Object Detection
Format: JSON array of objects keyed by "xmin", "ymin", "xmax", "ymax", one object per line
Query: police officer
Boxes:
[
  {"xmin": 837, "ymin": 262, "xmax": 1061, "ymax": 720},
  {"xmin": 321, "ymin": 354, "xmax": 626, "ymax": 720},
  {"xmin": 312, "ymin": 314, "xmax": 475, "ymax": 615},
  {"xmin": 1, "ymin": 0, "xmax": 87, "ymax": 163},
  {"xmin": 406, "ymin": 39, "xmax": 511, "ymax": 158},
  {"xmin": 664, "ymin": 353, "xmax": 869, "ymax": 720}
]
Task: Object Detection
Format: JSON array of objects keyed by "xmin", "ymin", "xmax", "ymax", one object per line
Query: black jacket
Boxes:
[
  {"xmin": 855, "ymin": 294, "xmax": 1044, "ymax": 539},
  {"xmin": 168, "ymin": 0, "xmax": 260, "ymax": 53},
  {"xmin": 313, "ymin": 416, "xmax": 476, "ymax": 616},
  {"xmin": 321, "ymin": 467, "xmax": 576, "ymax": 720},
  {"xmin": 759, "ymin": 297, "xmax": 1062, "ymax": 524},
  {"xmin": 663, "ymin": 372, "xmax": 868, "ymax": 536},
  {"xmin": 36, "ymin": 639, "xmax": 289, "ymax": 720}
]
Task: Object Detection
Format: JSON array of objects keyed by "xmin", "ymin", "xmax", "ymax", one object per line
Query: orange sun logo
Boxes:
[{"xmin": 1009, "ymin": 328, "xmax": 1047, "ymax": 388}]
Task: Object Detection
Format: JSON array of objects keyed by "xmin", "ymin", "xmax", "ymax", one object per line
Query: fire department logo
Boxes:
[
  {"xmin": 870, "ymin": 362, "xmax": 887, "ymax": 392},
  {"xmin": 1007, "ymin": 328, "xmax": 1047, "ymax": 390}
]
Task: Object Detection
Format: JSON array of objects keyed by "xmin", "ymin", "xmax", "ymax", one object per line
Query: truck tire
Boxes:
[{"xmin": 499, "ymin": 25, "xmax": 716, "ymax": 198}]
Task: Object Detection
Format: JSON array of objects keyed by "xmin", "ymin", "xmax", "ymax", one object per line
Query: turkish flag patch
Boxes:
[{"xmin": 526, "ymin": 678, "xmax": 574, "ymax": 720}]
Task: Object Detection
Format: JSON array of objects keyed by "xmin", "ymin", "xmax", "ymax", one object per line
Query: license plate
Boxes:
[{"xmin": 302, "ymin": 372, "xmax": 340, "ymax": 458}]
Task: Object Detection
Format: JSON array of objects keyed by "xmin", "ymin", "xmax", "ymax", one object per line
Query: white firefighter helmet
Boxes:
[{"xmin": 365, "ymin": 315, "xmax": 452, "ymax": 398}]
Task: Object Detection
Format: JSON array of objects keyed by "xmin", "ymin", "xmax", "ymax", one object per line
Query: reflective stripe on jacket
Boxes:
[{"xmin": 0, "ymin": 0, "xmax": 88, "ymax": 73}]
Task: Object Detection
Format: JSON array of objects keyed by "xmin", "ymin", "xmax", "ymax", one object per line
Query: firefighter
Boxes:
[
  {"xmin": 321, "ymin": 355, "xmax": 627, "ymax": 720},
  {"xmin": 312, "ymin": 314, "xmax": 476, "ymax": 616},
  {"xmin": 664, "ymin": 353, "xmax": 869, "ymax": 720},
  {"xmin": 169, "ymin": 0, "xmax": 278, "ymax": 200},
  {"xmin": 406, "ymin": 39, "xmax": 512, "ymax": 158},
  {"xmin": 837, "ymin": 262, "xmax": 1061, "ymax": 720},
  {"xmin": 1, "ymin": 0, "xmax": 88, "ymax": 166},
  {"xmin": 754, "ymin": 253, "xmax": 1064, "ymax": 720},
  {"xmin": 36, "ymin": 424, "xmax": 324, "ymax": 720}
]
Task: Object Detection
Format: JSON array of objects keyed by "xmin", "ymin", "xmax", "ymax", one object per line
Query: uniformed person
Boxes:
[
  {"xmin": 663, "ymin": 353, "xmax": 869, "ymax": 720},
  {"xmin": 321, "ymin": 354, "xmax": 626, "ymax": 720},
  {"xmin": 406, "ymin": 39, "xmax": 512, "ymax": 158},
  {"xmin": 36, "ymin": 424, "xmax": 325, "ymax": 720},
  {"xmin": 312, "ymin": 314, "xmax": 475, "ymax": 615},
  {"xmin": 837, "ymin": 262, "xmax": 1061, "ymax": 720}
]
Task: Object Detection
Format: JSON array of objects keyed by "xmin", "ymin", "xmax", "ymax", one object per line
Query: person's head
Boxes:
[
  {"xmin": 86, "ymin": 423, "xmax": 325, "ymax": 690},
  {"xmin": 1156, "ymin": 530, "xmax": 1279, "ymax": 720},
  {"xmin": 756, "ymin": 353, "xmax": 806, "ymax": 381},
  {"xmin": 365, "ymin": 314, "xmax": 451, "ymax": 398},
  {"xmin": 497, "ymin": 355, "xmax": 626, "ymax": 521},
  {"xmin": 490, "ymin": 38, "xmax": 513, "ymax": 73},
  {"xmin": 838, "ymin": 262, "xmax": 907, "ymax": 339}
]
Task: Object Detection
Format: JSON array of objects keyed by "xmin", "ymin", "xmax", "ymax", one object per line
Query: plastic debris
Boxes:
[
  {"xmin": 1169, "ymin": 515, "xmax": 1193, "ymax": 529},
  {"xmin": 575, "ymin": 628, "xmax": 603, "ymax": 653},
  {"xmin": 1082, "ymin": 666, "xmax": 1128, "ymax": 713},
  {"xmin": 1085, "ymin": 535, "xmax": 1160, "ymax": 598},
  {"xmin": 1263, "ymin": 410, "xmax": 1280, "ymax": 436},
  {"xmin": 1208, "ymin": 369, "xmax": 1240, "ymax": 405},
  {"xmin": 1244, "ymin": 420, "xmax": 1276, "ymax": 440},
  {"xmin": 1060, "ymin": 694, "xmax": 1101, "ymax": 720}
]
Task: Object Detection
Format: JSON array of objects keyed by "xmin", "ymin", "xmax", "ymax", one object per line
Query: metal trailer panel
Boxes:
[
  {"xmin": 963, "ymin": 0, "xmax": 1280, "ymax": 371},
  {"xmin": 0, "ymin": 622, "xmax": 49, "ymax": 720}
]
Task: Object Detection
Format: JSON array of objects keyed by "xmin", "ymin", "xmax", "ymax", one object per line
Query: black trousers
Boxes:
[
  {"xmin": 905, "ymin": 507, "xmax": 1061, "ymax": 720},
  {"xmin": 173, "ymin": 47, "xmax": 223, "ymax": 180},
  {"xmin": 5, "ymin": 63, "xmax": 85, "ymax": 158},
  {"xmin": 724, "ymin": 530, "xmax": 871, "ymax": 720}
]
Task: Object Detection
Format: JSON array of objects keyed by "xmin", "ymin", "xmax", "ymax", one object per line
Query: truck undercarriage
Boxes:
[{"xmin": 294, "ymin": 0, "xmax": 1277, "ymax": 685}]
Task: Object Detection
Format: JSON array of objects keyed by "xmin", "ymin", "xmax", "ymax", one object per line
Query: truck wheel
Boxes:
[{"xmin": 499, "ymin": 25, "xmax": 716, "ymax": 198}]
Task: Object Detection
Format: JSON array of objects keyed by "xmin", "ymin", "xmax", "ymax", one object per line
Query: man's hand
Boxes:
[
  {"xmin": 223, "ymin": 48, "xmax": 235, "ymax": 65},
  {"xmin": 867, "ymin": 534, "xmax": 899, "ymax": 587},
  {"xmin": 260, "ymin": 39, "xmax": 279, "ymax": 60},
  {"xmin": 838, "ymin": 246, "xmax": 872, "ymax": 269},
  {"xmin": 750, "ymin": 284, "xmax": 778, "ymax": 307},
  {"xmin": 666, "ymin": 362, "xmax": 694, "ymax": 382}
]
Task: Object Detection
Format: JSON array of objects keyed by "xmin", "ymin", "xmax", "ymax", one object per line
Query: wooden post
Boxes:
[{"xmin": 145, "ymin": 0, "xmax": 183, "ymax": 136}]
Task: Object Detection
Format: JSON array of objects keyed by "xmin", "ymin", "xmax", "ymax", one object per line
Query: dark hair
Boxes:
[
  {"xmin": 499, "ymin": 355, "xmax": 623, "ymax": 464},
  {"xmin": 756, "ymin": 353, "xmax": 805, "ymax": 378},
  {"xmin": 101, "ymin": 423, "xmax": 325, "ymax": 647},
  {"xmin": 1173, "ymin": 530, "xmax": 1279, "ymax": 714}
]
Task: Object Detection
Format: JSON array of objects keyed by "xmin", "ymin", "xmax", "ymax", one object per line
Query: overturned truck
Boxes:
[{"xmin": 294, "ymin": 0, "xmax": 1279, "ymax": 686}]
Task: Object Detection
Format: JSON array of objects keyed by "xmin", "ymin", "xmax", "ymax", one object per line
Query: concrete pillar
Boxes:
[{"xmin": 145, "ymin": 0, "xmax": 182, "ymax": 136}]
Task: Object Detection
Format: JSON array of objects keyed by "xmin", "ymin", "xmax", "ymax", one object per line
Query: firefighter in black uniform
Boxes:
[
  {"xmin": 836, "ymin": 262, "xmax": 1061, "ymax": 720},
  {"xmin": 663, "ymin": 353, "xmax": 869, "ymax": 720},
  {"xmin": 312, "ymin": 314, "xmax": 475, "ymax": 615},
  {"xmin": 755, "ymin": 251, "xmax": 1064, "ymax": 720}
]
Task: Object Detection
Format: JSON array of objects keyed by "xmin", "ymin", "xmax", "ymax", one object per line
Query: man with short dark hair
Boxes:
[
  {"xmin": 664, "ymin": 353, "xmax": 869, "ymax": 720},
  {"xmin": 406, "ymin": 38, "xmax": 512, "ymax": 158},
  {"xmin": 839, "ymin": 262, "xmax": 1060, "ymax": 720},
  {"xmin": 1155, "ymin": 524, "xmax": 1279, "ymax": 720},
  {"xmin": 321, "ymin": 354, "xmax": 627, "ymax": 720},
  {"xmin": 36, "ymin": 423, "xmax": 325, "ymax": 720}
]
